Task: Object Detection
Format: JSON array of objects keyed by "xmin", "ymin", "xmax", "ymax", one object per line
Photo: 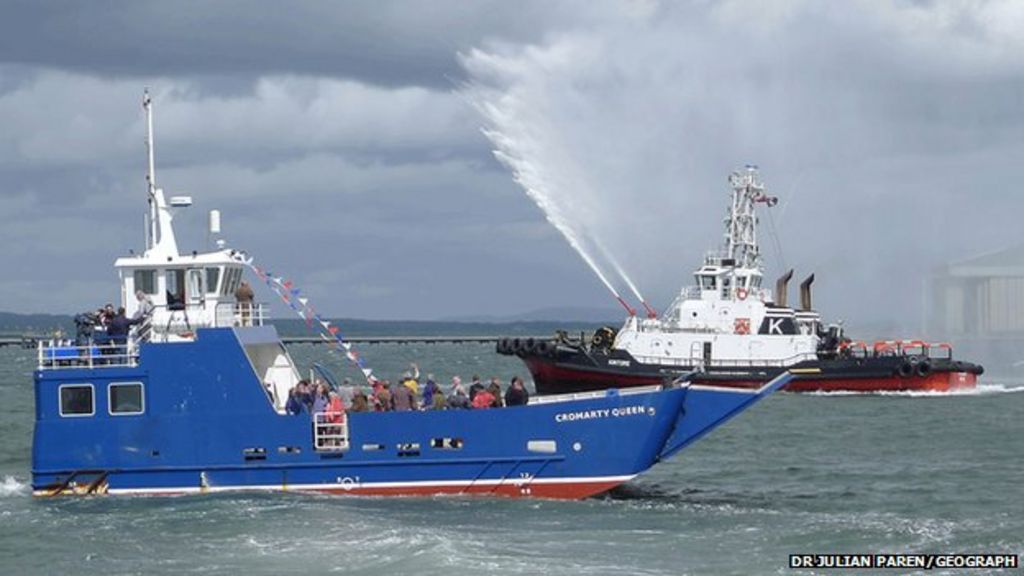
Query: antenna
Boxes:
[
  {"xmin": 140, "ymin": 90, "xmax": 180, "ymax": 258},
  {"xmin": 143, "ymin": 89, "xmax": 157, "ymax": 250}
]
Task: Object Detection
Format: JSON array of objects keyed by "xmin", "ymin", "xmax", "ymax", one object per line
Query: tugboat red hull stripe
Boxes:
[{"xmin": 526, "ymin": 357, "xmax": 978, "ymax": 394}]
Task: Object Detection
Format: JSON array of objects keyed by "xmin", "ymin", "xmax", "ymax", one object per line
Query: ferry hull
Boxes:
[{"xmin": 32, "ymin": 327, "xmax": 791, "ymax": 500}]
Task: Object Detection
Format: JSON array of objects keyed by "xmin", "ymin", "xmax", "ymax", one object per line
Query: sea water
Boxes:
[{"xmin": 1, "ymin": 343, "xmax": 1021, "ymax": 575}]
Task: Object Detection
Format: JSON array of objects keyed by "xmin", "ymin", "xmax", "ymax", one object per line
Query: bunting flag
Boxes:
[{"xmin": 231, "ymin": 252, "xmax": 376, "ymax": 384}]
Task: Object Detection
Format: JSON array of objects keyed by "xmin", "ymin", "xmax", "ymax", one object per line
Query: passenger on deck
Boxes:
[
  {"xmin": 504, "ymin": 376, "xmax": 530, "ymax": 406},
  {"xmin": 447, "ymin": 377, "xmax": 470, "ymax": 409},
  {"xmin": 374, "ymin": 381, "xmax": 393, "ymax": 412},
  {"xmin": 401, "ymin": 363, "xmax": 420, "ymax": 395},
  {"xmin": 432, "ymin": 389, "xmax": 448, "ymax": 410},
  {"xmin": 421, "ymin": 374, "xmax": 440, "ymax": 409},
  {"xmin": 296, "ymin": 380, "xmax": 314, "ymax": 412},
  {"xmin": 392, "ymin": 380, "xmax": 416, "ymax": 411},
  {"xmin": 133, "ymin": 291, "xmax": 155, "ymax": 340},
  {"xmin": 312, "ymin": 382, "xmax": 330, "ymax": 415},
  {"xmin": 107, "ymin": 307, "xmax": 142, "ymax": 356},
  {"xmin": 100, "ymin": 304, "xmax": 115, "ymax": 327},
  {"xmin": 468, "ymin": 375, "xmax": 484, "ymax": 403},
  {"xmin": 327, "ymin": 390, "xmax": 345, "ymax": 421},
  {"xmin": 133, "ymin": 291, "xmax": 155, "ymax": 319},
  {"xmin": 285, "ymin": 386, "xmax": 305, "ymax": 415},
  {"xmin": 471, "ymin": 385, "xmax": 495, "ymax": 409},
  {"xmin": 350, "ymin": 386, "xmax": 369, "ymax": 412},
  {"xmin": 487, "ymin": 378, "xmax": 504, "ymax": 408},
  {"xmin": 73, "ymin": 311, "xmax": 98, "ymax": 346},
  {"xmin": 235, "ymin": 281, "xmax": 255, "ymax": 326}
]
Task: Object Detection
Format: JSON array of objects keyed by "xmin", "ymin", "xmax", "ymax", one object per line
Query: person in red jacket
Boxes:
[{"xmin": 471, "ymin": 387, "xmax": 495, "ymax": 409}]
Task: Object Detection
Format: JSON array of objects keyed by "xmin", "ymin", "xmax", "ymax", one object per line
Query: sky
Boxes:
[{"xmin": 1, "ymin": 1, "xmax": 1022, "ymax": 329}]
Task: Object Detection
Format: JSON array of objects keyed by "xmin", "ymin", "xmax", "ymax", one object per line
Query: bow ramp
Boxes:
[{"xmin": 658, "ymin": 369, "xmax": 812, "ymax": 460}]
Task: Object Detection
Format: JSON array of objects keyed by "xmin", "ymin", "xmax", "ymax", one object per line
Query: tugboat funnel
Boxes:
[
  {"xmin": 775, "ymin": 269, "xmax": 793, "ymax": 307},
  {"xmin": 799, "ymin": 274, "xmax": 815, "ymax": 311}
]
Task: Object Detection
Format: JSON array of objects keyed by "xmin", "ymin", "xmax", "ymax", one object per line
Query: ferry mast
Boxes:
[{"xmin": 144, "ymin": 90, "xmax": 157, "ymax": 251}]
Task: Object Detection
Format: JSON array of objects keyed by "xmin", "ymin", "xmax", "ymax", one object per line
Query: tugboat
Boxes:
[
  {"xmin": 498, "ymin": 167, "xmax": 983, "ymax": 394},
  {"xmin": 31, "ymin": 95, "xmax": 794, "ymax": 499}
]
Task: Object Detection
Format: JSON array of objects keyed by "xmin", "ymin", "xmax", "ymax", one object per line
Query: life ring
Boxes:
[{"xmin": 736, "ymin": 288, "xmax": 748, "ymax": 301}]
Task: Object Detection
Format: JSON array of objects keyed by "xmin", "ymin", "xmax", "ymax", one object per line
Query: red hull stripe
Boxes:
[
  {"xmin": 65, "ymin": 475, "xmax": 635, "ymax": 500},
  {"xmin": 783, "ymin": 372, "xmax": 977, "ymax": 393},
  {"xmin": 529, "ymin": 359, "xmax": 978, "ymax": 393}
]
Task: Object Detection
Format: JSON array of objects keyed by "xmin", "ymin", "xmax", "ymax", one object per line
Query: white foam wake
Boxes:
[
  {"xmin": 0, "ymin": 475, "xmax": 28, "ymax": 497},
  {"xmin": 803, "ymin": 383, "xmax": 1024, "ymax": 398}
]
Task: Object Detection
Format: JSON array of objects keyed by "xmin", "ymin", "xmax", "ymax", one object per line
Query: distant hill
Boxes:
[
  {"xmin": 270, "ymin": 318, "xmax": 606, "ymax": 338},
  {"xmin": 0, "ymin": 312, "xmax": 74, "ymax": 335},
  {"xmin": 441, "ymin": 306, "xmax": 623, "ymax": 324}
]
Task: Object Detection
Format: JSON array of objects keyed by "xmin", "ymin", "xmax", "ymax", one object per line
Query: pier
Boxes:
[
  {"xmin": 277, "ymin": 335, "xmax": 548, "ymax": 345},
  {"xmin": 0, "ymin": 334, "xmax": 552, "ymax": 348}
]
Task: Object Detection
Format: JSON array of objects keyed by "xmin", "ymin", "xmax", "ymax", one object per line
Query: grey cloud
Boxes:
[
  {"xmin": 2, "ymin": 0, "xmax": 1023, "ymax": 326},
  {"xmin": 0, "ymin": 0, "xmax": 579, "ymax": 89}
]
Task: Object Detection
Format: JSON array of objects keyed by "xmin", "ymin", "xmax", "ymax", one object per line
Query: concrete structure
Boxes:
[{"xmin": 929, "ymin": 245, "xmax": 1024, "ymax": 377}]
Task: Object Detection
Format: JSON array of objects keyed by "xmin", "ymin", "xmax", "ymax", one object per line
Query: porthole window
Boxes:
[
  {"xmin": 59, "ymin": 384, "xmax": 95, "ymax": 417},
  {"xmin": 109, "ymin": 382, "xmax": 145, "ymax": 415}
]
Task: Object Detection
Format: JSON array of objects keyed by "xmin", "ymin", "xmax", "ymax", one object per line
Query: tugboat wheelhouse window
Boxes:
[
  {"xmin": 133, "ymin": 270, "xmax": 157, "ymax": 295},
  {"xmin": 109, "ymin": 382, "xmax": 145, "ymax": 415},
  {"xmin": 59, "ymin": 384, "xmax": 94, "ymax": 417}
]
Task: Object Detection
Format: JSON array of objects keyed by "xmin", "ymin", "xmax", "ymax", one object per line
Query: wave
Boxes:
[
  {"xmin": 0, "ymin": 475, "xmax": 28, "ymax": 497},
  {"xmin": 802, "ymin": 382, "xmax": 1024, "ymax": 398}
]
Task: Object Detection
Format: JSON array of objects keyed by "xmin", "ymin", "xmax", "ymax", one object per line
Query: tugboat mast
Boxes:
[{"xmin": 724, "ymin": 166, "xmax": 774, "ymax": 271}]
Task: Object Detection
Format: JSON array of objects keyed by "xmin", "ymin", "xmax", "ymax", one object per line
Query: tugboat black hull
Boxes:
[{"xmin": 512, "ymin": 345, "xmax": 983, "ymax": 395}]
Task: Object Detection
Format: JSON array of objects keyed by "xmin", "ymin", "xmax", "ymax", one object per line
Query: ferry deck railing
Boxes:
[
  {"xmin": 137, "ymin": 302, "xmax": 268, "ymax": 342},
  {"xmin": 214, "ymin": 302, "xmax": 267, "ymax": 328},
  {"xmin": 312, "ymin": 411, "xmax": 350, "ymax": 452},
  {"xmin": 37, "ymin": 339, "xmax": 139, "ymax": 370}
]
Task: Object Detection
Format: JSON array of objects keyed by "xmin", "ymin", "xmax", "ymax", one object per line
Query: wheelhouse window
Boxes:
[
  {"xmin": 205, "ymin": 267, "xmax": 221, "ymax": 295},
  {"xmin": 109, "ymin": 382, "xmax": 145, "ymax": 415},
  {"xmin": 59, "ymin": 384, "xmax": 94, "ymax": 417},
  {"xmin": 220, "ymin": 267, "xmax": 243, "ymax": 296},
  {"xmin": 699, "ymin": 275, "xmax": 717, "ymax": 290},
  {"xmin": 166, "ymin": 269, "xmax": 186, "ymax": 310},
  {"xmin": 186, "ymin": 269, "xmax": 205, "ymax": 304},
  {"xmin": 133, "ymin": 269, "xmax": 157, "ymax": 295}
]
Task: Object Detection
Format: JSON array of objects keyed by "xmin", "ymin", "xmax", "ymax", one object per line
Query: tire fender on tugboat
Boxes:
[
  {"xmin": 898, "ymin": 361, "xmax": 914, "ymax": 378},
  {"xmin": 916, "ymin": 360, "xmax": 932, "ymax": 377}
]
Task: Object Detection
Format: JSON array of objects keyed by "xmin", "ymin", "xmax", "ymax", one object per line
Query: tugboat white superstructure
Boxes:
[{"xmin": 498, "ymin": 167, "xmax": 983, "ymax": 393}]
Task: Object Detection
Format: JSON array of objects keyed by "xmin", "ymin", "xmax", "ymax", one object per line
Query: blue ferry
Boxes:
[{"xmin": 31, "ymin": 94, "xmax": 798, "ymax": 499}]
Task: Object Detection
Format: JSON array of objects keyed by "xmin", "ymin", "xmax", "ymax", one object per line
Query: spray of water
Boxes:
[
  {"xmin": 486, "ymin": 137, "xmax": 628, "ymax": 310},
  {"xmin": 464, "ymin": 53, "xmax": 650, "ymax": 315}
]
